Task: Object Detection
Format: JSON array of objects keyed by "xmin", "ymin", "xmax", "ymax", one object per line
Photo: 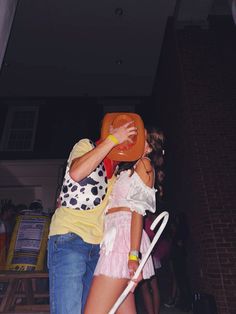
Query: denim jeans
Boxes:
[{"xmin": 47, "ymin": 233, "xmax": 100, "ymax": 314}]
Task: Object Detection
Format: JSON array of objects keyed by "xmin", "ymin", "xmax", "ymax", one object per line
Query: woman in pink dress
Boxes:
[{"xmin": 84, "ymin": 127, "xmax": 165, "ymax": 314}]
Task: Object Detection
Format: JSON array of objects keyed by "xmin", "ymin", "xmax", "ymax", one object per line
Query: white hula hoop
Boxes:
[{"xmin": 108, "ymin": 211, "xmax": 169, "ymax": 314}]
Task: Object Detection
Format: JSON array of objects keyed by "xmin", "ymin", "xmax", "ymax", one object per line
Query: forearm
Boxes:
[
  {"xmin": 69, "ymin": 120, "xmax": 137, "ymax": 182},
  {"xmin": 130, "ymin": 211, "xmax": 143, "ymax": 252},
  {"xmin": 69, "ymin": 137, "xmax": 115, "ymax": 182},
  {"xmin": 128, "ymin": 211, "xmax": 143, "ymax": 278}
]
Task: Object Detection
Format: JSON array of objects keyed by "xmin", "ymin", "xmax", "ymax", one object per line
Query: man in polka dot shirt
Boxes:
[{"xmin": 48, "ymin": 120, "xmax": 137, "ymax": 314}]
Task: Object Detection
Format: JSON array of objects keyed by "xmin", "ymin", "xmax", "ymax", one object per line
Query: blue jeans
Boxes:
[{"xmin": 47, "ymin": 233, "xmax": 100, "ymax": 314}]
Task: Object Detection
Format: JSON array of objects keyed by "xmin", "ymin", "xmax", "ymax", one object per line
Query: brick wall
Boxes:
[{"xmin": 155, "ymin": 17, "xmax": 236, "ymax": 314}]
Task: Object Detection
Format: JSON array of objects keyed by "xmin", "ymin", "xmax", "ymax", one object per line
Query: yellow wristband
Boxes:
[
  {"xmin": 128, "ymin": 254, "xmax": 139, "ymax": 262},
  {"xmin": 107, "ymin": 134, "xmax": 119, "ymax": 145}
]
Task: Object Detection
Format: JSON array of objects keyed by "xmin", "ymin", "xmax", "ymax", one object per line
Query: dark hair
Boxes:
[
  {"xmin": 145, "ymin": 126, "xmax": 164, "ymax": 168},
  {"xmin": 116, "ymin": 160, "xmax": 137, "ymax": 176},
  {"xmin": 29, "ymin": 200, "xmax": 43, "ymax": 211},
  {"xmin": 116, "ymin": 126, "xmax": 165, "ymax": 175}
]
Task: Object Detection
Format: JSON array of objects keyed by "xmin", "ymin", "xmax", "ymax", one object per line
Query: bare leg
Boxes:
[
  {"xmin": 84, "ymin": 275, "xmax": 136, "ymax": 314},
  {"xmin": 139, "ymin": 279, "xmax": 155, "ymax": 314},
  {"xmin": 117, "ymin": 293, "xmax": 136, "ymax": 314},
  {"xmin": 164, "ymin": 261, "xmax": 178, "ymax": 307},
  {"xmin": 170, "ymin": 262, "xmax": 178, "ymax": 301},
  {"xmin": 150, "ymin": 275, "xmax": 160, "ymax": 314}
]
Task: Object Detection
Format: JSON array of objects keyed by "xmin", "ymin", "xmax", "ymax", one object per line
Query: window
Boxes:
[{"xmin": 0, "ymin": 106, "xmax": 39, "ymax": 152}]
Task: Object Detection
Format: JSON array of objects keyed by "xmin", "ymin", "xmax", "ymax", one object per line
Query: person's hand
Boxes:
[
  {"xmin": 128, "ymin": 259, "xmax": 139, "ymax": 278},
  {"xmin": 110, "ymin": 121, "xmax": 137, "ymax": 145},
  {"xmin": 128, "ymin": 260, "xmax": 143, "ymax": 293}
]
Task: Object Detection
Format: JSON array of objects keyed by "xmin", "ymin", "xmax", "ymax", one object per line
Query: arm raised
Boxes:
[{"xmin": 69, "ymin": 121, "xmax": 137, "ymax": 182}]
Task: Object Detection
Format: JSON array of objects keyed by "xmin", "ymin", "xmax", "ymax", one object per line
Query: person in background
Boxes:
[
  {"xmin": 0, "ymin": 202, "xmax": 16, "ymax": 253},
  {"xmin": 0, "ymin": 201, "xmax": 16, "ymax": 271},
  {"xmin": 29, "ymin": 199, "xmax": 43, "ymax": 213},
  {"xmin": 164, "ymin": 212, "xmax": 192, "ymax": 312},
  {"xmin": 138, "ymin": 211, "xmax": 161, "ymax": 314},
  {"xmin": 138, "ymin": 168, "xmax": 166, "ymax": 314},
  {"xmin": 84, "ymin": 127, "xmax": 165, "ymax": 314},
  {"xmin": 0, "ymin": 213, "xmax": 7, "ymax": 270},
  {"xmin": 47, "ymin": 119, "xmax": 137, "ymax": 314}
]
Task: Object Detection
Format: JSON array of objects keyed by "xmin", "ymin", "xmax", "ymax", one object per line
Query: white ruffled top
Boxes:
[{"xmin": 106, "ymin": 169, "xmax": 157, "ymax": 216}]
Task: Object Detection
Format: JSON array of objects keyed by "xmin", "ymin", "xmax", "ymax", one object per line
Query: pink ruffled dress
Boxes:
[{"xmin": 94, "ymin": 169, "xmax": 156, "ymax": 279}]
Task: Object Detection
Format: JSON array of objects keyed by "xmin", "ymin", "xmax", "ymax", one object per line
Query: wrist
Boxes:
[
  {"xmin": 129, "ymin": 250, "xmax": 139, "ymax": 257},
  {"xmin": 107, "ymin": 134, "xmax": 120, "ymax": 145},
  {"xmin": 128, "ymin": 250, "xmax": 140, "ymax": 262},
  {"xmin": 129, "ymin": 255, "xmax": 139, "ymax": 262}
]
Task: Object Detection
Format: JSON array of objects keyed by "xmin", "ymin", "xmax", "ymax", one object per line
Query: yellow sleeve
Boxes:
[{"xmin": 68, "ymin": 139, "xmax": 93, "ymax": 167}]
